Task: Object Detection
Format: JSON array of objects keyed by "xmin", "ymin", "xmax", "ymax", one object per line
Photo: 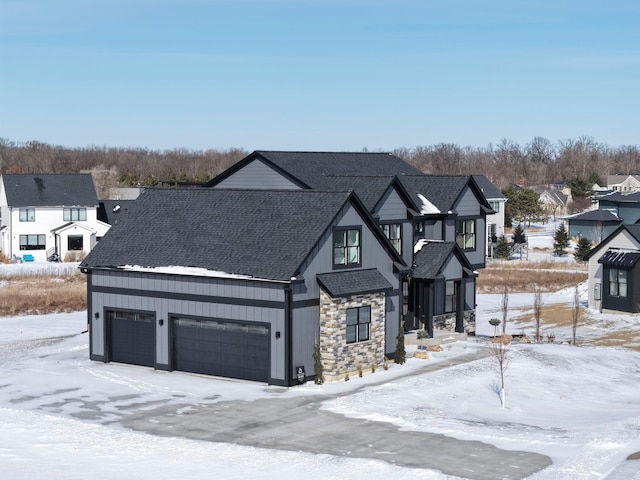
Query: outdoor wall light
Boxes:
[
  {"xmin": 158, "ymin": 319, "xmax": 164, "ymax": 326},
  {"xmin": 275, "ymin": 331, "xmax": 281, "ymax": 339},
  {"xmin": 94, "ymin": 312, "xmax": 99, "ymax": 319}
]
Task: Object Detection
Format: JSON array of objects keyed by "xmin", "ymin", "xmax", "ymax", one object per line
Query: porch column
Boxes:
[{"xmin": 455, "ymin": 280, "xmax": 465, "ymax": 333}]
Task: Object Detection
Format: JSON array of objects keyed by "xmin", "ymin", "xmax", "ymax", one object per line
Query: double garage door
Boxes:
[
  {"xmin": 172, "ymin": 317, "xmax": 270, "ymax": 383},
  {"xmin": 107, "ymin": 310, "xmax": 270, "ymax": 382}
]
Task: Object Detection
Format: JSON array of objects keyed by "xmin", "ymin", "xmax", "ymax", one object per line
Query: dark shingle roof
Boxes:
[
  {"xmin": 82, "ymin": 188, "xmax": 382, "ymax": 281},
  {"xmin": 598, "ymin": 249, "xmax": 640, "ymax": 268},
  {"xmin": 97, "ymin": 200, "xmax": 136, "ymax": 225},
  {"xmin": 316, "ymin": 269, "xmax": 393, "ymax": 298},
  {"xmin": 567, "ymin": 209, "xmax": 620, "ymax": 222},
  {"xmin": 598, "ymin": 191, "xmax": 640, "ymax": 204},
  {"xmin": 472, "ymin": 175, "xmax": 505, "ymax": 200},
  {"xmin": 1, "ymin": 173, "xmax": 98, "ymax": 207},
  {"xmin": 411, "ymin": 242, "xmax": 457, "ymax": 279},
  {"xmin": 399, "ymin": 175, "xmax": 472, "ymax": 213}
]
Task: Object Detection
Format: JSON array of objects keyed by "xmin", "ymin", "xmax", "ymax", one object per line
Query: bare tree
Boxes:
[
  {"xmin": 533, "ymin": 286, "xmax": 543, "ymax": 342},
  {"xmin": 492, "ymin": 337, "xmax": 510, "ymax": 408},
  {"xmin": 572, "ymin": 285, "xmax": 580, "ymax": 345},
  {"xmin": 501, "ymin": 285, "xmax": 509, "ymax": 335}
]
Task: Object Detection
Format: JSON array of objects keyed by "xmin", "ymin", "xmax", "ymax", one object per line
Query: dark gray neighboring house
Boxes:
[
  {"xmin": 597, "ymin": 191, "xmax": 640, "ymax": 224},
  {"xmin": 565, "ymin": 209, "xmax": 622, "ymax": 243},
  {"xmin": 81, "ymin": 188, "xmax": 407, "ymax": 385}
]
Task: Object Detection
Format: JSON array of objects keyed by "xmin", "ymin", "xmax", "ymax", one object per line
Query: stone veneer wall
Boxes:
[
  {"xmin": 433, "ymin": 310, "xmax": 476, "ymax": 334},
  {"xmin": 319, "ymin": 288, "xmax": 386, "ymax": 380}
]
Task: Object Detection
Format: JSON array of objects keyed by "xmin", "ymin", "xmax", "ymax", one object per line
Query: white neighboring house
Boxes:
[
  {"xmin": 0, "ymin": 174, "xmax": 111, "ymax": 261},
  {"xmin": 472, "ymin": 175, "xmax": 505, "ymax": 239},
  {"xmin": 607, "ymin": 174, "xmax": 640, "ymax": 193}
]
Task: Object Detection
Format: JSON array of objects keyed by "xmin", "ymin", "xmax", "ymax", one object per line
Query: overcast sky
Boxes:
[{"xmin": 1, "ymin": 0, "xmax": 638, "ymax": 152}]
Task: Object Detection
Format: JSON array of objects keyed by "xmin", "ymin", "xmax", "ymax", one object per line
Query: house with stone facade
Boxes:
[
  {"xmin": 80, "ymin": 187, "xmax": 407, "ymax": 386},
  {"xmin": 206, "ymin": 151, "xmax": 491, "ymax": 337}
]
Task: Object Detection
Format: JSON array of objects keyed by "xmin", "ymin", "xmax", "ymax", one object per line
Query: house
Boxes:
[
  {"xmin": 473, "ymin": 175, "xmax": 507, "ymax": 240},
  {"xmin": 584, "ymin": 224, "xmax": 640, "ymax": 314},
  {"xmin": 206, "ymin": 151, "xmax": 491, "ymax": 336},
  {"xmin": 80, "ymin": 188, "xmax": 407, "ymax": 385},
  {"xmin": 0, "ymin": 174, "xmax": 110, "ymax": 261},
  {"xmin": 606, "ymin": 174, "xmax": 640, "ymax": 193},
  {"xmin": 531, "ymin": 185, "xmax": 573, "ymax": 219},
  {"xmin": 565, "ymin": 209, "xmax": 621, "ymax": 243},
  {"xmin": 596, "ymin": 191, "xmax": 640, "ymax": 224}
]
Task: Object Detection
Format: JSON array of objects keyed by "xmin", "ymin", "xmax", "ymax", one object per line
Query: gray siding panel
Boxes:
[
  {"xmin": 376, "ymin": 188, "xmax": 408, "ymax": 220},
  {"xmin": 454, "ymin": 188, "xmax": 481, "ymax": 216},
  {"xmin": 215, "ymin": 160, "xmax": 301, "ymax": 190}
]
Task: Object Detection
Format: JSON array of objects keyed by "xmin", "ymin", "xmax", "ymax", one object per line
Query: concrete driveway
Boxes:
[{"xmin": 122, "ymin": 350, "xmax": 552, "ymax": 480}]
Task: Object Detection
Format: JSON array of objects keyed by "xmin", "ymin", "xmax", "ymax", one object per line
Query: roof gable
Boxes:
[
  {"xmin": 1, "ymin": 174, "xmax": 98, "ymax": 207},
  {"xmin": 472, "ymin": 175, "xmax": 505, "ymax": 200},
  {"xmin": 411, "ymin": 241, "xmax": 474, "ymax": 279},
  {"xmin": 399, "ymin": 175, "xmax": 488, "ymax": 214},
  {"xmin": 82, "ymin": 188, "xmax": 404, "ymax": 281},
  {"xmin": 584, "ymin": 224, "xmax": 640, "ymax": 260}
]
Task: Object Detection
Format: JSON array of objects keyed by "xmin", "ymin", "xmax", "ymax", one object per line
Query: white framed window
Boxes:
[
  {"xmin": 381, "ymin": 223, "xmax": 402, "ymax": 255},
  {"xmin": 19, "ymin": 208, "xmax": 35, "ymax": 222},
  {"xmin": 64, "ymin": 208, "xmax": 87, "ymax": 221},
  {"xmin": 456, "ymin": 219, "xmax": 476, "ymax": 250}
]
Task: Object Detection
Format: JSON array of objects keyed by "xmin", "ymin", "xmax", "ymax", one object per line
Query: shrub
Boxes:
[
  {"xmin": 394, "ymin": 329, "xmax": 406, "ymax": 365},
  {"xmin": 574, "ymin": 237, "xmax": 592, "ymax": 262},
  {"xmin": 312, "ymin": 342, "xmax": 324, "ymax": 385}
]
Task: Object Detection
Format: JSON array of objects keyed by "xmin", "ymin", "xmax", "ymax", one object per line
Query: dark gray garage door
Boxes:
[
  {"xmin": 108, "ymin": 310, "xmax": 155, "ymax": 367},
  {"xmin": 172, "ymin": 317, "xmax": 269, "ymax": 382}
]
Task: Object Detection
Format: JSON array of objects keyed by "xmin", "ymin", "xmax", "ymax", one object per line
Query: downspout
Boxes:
[{"xmin": 284, "ymin": 285, "xmax": 293, "ymax": 386}]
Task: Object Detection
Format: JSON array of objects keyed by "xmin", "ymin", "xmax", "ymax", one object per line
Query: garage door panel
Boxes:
[
  {"xmin": 109, "ymin": 312, "xmax": 155, "ymax": 368},
  {"xmin": 173, "ymin": 317, "xmax": 269, "ymax": 382}
]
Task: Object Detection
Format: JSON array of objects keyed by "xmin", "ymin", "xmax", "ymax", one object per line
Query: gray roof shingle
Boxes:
[
  {"xmin": 316, "ymin": 269, "xmax": 393, "ymax": 298},
  {"xmin": 82, "ymin": 188, "xmax": 391, "ymax": 281},
  {"xmin": 411, "ymin": 241, "xmax": 473, "ymax": 279},
  {"xmin": 472, "ymin": 175, "xmax": 505, "ymax": 200},
  {"xmin": 399, "ymin": 175, "xmax": 472, "ymax": 213},
  {"xmin": 1, "ymin": 173, "xmax": 98, "ymax": 207}
]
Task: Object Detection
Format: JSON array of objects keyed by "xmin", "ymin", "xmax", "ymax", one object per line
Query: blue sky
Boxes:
[{"xmin": 1, "ymin": 0, "xmax": 638, "ymax": 151}]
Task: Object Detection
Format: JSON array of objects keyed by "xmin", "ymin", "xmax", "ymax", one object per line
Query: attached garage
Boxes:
[
  {"xmin": 107, "ymin": 310, "xmax": 155, "ymax": 367},
  {"xmin": 171, "ymin": 316, "xmax": 270, "ymax": 382}
]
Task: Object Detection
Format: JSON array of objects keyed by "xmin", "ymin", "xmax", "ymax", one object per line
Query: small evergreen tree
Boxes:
[
  {"xmin": 574, "ymin": 237, "xmax": 592, "ymax": 262},
  {"xmin": 312, "ymin": 342, "xmax": 324, "ymax": 384},
  {"xmin": 394, "ymin": 329, "xmax": 406, "ymax": 365},
  {"xmin": 513, "ymin": 224, "xmax": 526, "ymax": 244},
  {"xmin": 494, "ymin": 235, "xmax": 511, "ymax": 259},
  {"xmin": 553, "ymin": 223, "xmax": 570, "ymax": 256}
]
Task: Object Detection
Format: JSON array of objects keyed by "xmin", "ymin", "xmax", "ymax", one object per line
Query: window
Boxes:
[
  {"xmin": 19, "ymin": 208, "xmax": 35, "ymax": 222},
  {"xmin": 609, "ymin": 268, "xmax": 628, "ymax": 297},
  {"xmin": 19, "ymin": 234, "xmax": 46, "ymax": 250},
  {"xmin": 346, "ymin": 306, "xmax": 371, "ymax": 343},
  {"xmin": 489, "ymin": 201, "xmax": 501, "ymax": 212},
  {"xmin": 64, "ymin": 208, "xmax": 87, "ymax": 221},
  {"xmin": 444, "ymin": 281, "xmax": 457, "ymax": 313},
  {"xmin": 333, "ymin": 228, "xmax": 361, "ymax": 267},
  {"xmin": 381, "ymin": 223, "xmax": 402, "ymax": 255},
  {"xmin": 68, "ymin": 235, "xmax": 84, "ymax": 251},
  {"xmin": 456, "ymin": 219, "xmax": 475, "ymax": 250}
]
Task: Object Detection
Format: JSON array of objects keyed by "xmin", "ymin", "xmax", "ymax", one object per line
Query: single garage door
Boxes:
[
  {"xmin": 108, "ymin": 310, "xmax": 155, "ymax": 367},
  {"xmin": 172, "ymin": 317, "xmax": 270, "ymax": 382}
]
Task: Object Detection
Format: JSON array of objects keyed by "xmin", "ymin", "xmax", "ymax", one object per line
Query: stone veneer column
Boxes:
[{"xmin": 318, "ymin": 288, "xmax": 386, "ymax": 380}]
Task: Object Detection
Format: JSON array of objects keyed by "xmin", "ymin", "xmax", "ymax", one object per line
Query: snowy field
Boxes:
[{"xmin": 1, "ymin": 229, "xmax": 640, "ymax": 479}]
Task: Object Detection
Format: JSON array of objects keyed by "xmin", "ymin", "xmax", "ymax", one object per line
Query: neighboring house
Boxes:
[
  {"xmin": 565, "ymin": 209, "xmax": 622, "ymax": 243},
  {"xmin": 80, "ymin": 188, "xmax": 407, "ymax": 386},
  {"xmin": 205, "ymin": 151, "xmax": 492, "ymax": 336},
  {"xmin": 0, "ymin": 174, "xmax": 110, "ymax": 261},
  {"xmin": 606, "ymin": 175, "xmax": 640, "ymax": 193},
  {"xmin": 531, "ymin": 185, "xmax": 573, "ymax": 219},
  {"xmin": 473, "ymin": 175, "xmax": 506, "ymax": 240},
  {"xmin": 597, "ymin": 191, "xmax": 640, "ymax": 224},
  {"xmin": 584, "ymin": 224, "xmax": 640, "ymax": 314}
]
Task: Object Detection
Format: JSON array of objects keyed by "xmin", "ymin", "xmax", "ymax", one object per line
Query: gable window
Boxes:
[
  {"xmin": 608, "ymin": 268, "xmax": 628, "ymax": 297},
  {"xmin": 19, "ymin": 234, "xmax": 46, "ymax": 250},
  {"xmin": 64, "ymin": 208, "xmax": 87, "ymax": 221},
  {"xmin": 381, "ymin": 223, "xmax": 402, "ymax": 255},
  {"xmin": 333, "ymin": 228, "xmax": 361, "ymax": 268},
  {"xmin": 456, "ymin": 219, "xmax": 475, "ymax": 250},
  {"xmin": 19, "ymin": 208, "xmax": 35, "ymax": 222},
  {"xmin": 489, "ymin": 201, "xmax": 501, "ymax": 212},
  {"xmin": 444, "ymin": 281, "xmax": 457, "ymax": 313},
  {"xmin": 346, "ymin": 306, "xmax": 370, "ymax": 343}
]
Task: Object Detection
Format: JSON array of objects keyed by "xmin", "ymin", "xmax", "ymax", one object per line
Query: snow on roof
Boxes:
[
  {"xmin": 119, "ymin": 265, "xmax": 288, "ymax": 283},
  {"xmin": 417, "ymin": 193, "xmax": 440, "ymax": 214}
]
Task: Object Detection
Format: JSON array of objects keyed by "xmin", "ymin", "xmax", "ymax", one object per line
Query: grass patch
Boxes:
[
  {"xmin": 478, "ymin": 260, "xmax": 587, "ymax": 294},
  {"xmin": 0, "ymin": 272, "xmax": 86, "ymax": 316}
]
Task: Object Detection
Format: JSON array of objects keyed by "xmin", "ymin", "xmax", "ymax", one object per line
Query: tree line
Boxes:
[{"xmin": 1, "ymin": 136, "xmax": 638, "ymax": 198}]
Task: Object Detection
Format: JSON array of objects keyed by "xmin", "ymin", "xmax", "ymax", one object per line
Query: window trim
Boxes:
[
  {"xmin": 608, "ymin": 267, "xmax": 628, "ymax": 298},
  {"xmin": 456, "ymin": 219, "xmax": 476, "ymax": 250},
  {"xmin": 444, "ymin": 280, "xmax": 457, "ymax": 314},
  {"xmin": 346, "ymin": 305, "xmax": 371, "ymax": 344},
  {"xmin": 63, "ymin": 207, "xmax": 87, "ymax": 222},
  {"xmin": 381, "ymin": 222, "xmax": 402, "ymax": 255},
  {"xmin": 333, "ymin": 227, "xmax": 362, "ymax": 269},
  {"xmin": 19, "ymin": 208, "xmax": 35, "ymax": 222},
  {"xmin": 19, "ymin": 234, "xmax": 46, "ymax": 250}
]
